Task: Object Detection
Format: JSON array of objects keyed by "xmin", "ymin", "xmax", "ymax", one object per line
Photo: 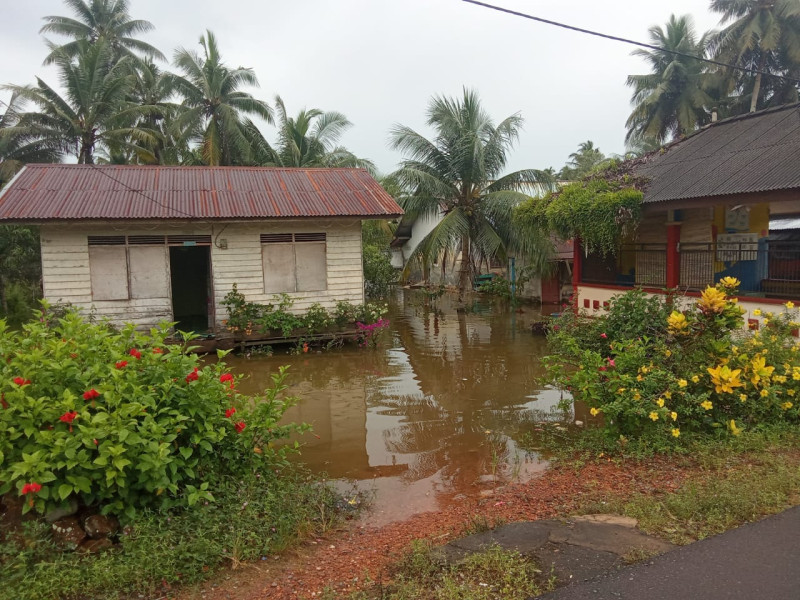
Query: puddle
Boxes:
[{"xmin": 227, "ymin": 291, "xmax": 573, "ymax": 527}]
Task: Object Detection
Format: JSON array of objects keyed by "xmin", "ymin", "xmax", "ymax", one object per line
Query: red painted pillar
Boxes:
[
  {"xmin": 572, "ymin": 237, "xmax": 582, "ymax": 309},
  {"xmin": 666, "ymin": 224, "xmax": 681, "ymax": 289}
]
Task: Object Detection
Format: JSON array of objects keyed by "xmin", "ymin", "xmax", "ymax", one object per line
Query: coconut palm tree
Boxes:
[
  {"xmin": 558, "ymin": 140, "xmax": 607, "ymax": 180},
  {"xmin": 0, "ymin": 93, "xmax": 61, "ymax": 187},
  {"xmin": 626, "ymin": 14, "xmax": 714, "ymax": 143},
  {"xmin": 710, "ymin": 0, "xmax": 800, "ymax": 113},
  {"xmin": 40, "ymin": 0, "xmax": 164, "ymax": 64},
  {"xmin": 4, "ymin": 40, "xmax": 155, "ymax": 164},
  {"xmin": 171, "ymin": 30, "xmax": 273, "ymax": 166},
  {"xmin": 389, "ymin": 89, "xmax": 554, "ymax": 298}
]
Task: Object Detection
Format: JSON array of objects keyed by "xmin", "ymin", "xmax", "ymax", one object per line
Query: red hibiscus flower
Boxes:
[
  {"xmin": 220, "ymin": 373, "xmax": 234, "ymax": 384},
  {"xmin": 60, "ymin": 411, "xmax": 78, "ymax": 424},
  {"xmin": 234, "ymin": 421, "xmax": 246, "ymax": 433},
  {"xmin": 600, "ymin": 333, "xmax": 608, "ymax": 339},
  {"xmin": 225, "ymin": 407, "xmax": 236, "ymax": 418},
  {"xmin": 153, "ymin": 348, "xmax": 164, "ymax": 355},
  {"xmin": 129, "ymin": 348, "xmax": 142, "ymax": 360},
  {"xmin": 82, "ymin": 389, "xmax": 100, "ymax": 401},
  {"xmin": 185, "ymin": 367, "xmax": 199, "ymax": 383},
  {"xmin": 115, "ymin": 360, "xmax": 128, "ymax": 369},
  {"xmin": 93, "ymin": 438, "xmax": 99, "ymax": 446},
  {"xmin": 20, "ymin": 482, "xmax": 42, "ymax": 495},
  {"xmin": 12, "ymin": 377, "xmax": 31, "ymax": 386}
]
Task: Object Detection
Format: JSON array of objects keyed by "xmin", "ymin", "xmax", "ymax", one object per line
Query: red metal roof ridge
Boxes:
[{"xmin": 21, "ymin": 164, "xmax": 372, "ymax": 172}]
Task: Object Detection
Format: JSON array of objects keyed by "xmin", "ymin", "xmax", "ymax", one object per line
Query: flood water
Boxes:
[{"xmin": 226, "ymin": 291, "xmax": 573, "ymax": 526}]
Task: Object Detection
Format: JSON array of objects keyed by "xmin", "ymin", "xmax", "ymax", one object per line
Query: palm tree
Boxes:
[
  {"xmin": 4, "ymin": 40, "xmax": 154, "ymax": 164},
  {"xmin": 248, "ymin": 96, "xmax": 374, "ymax": 171},
  {"xmin": 40, "ymin": 0, "xmax": 164, "ymax": 64},
  {"xmin": 171, "ymin": 31, "xmax": 273, "ymax": 166},
  {"xmin": 0, "ymin": 93, "xmax": 61, "ymax": 187},
  {"xmin": 710, "ymin": 0, "xmax": 800, "ymax": 113},
  {"xmin": 389, "ymin": 89, "xmax": 554, "ymax": 298},
  {"xmin": 558, "ymin": 140, "xmax": 607, "ymax": 180},
  {"xmin": 626, "ymin": 14, "xmax": 714, "ymax": 143}
]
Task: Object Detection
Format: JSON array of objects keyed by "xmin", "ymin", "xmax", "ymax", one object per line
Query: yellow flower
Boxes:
[
  {"xmin": 633, "ymin": 391, "xmax": 642, "ymax": 401},
  {"xmin": 788, "ymin": 389, "xmax": 796, "ymax": 396},
  {"xmin": 664, "ymin": 391, "xmax": 673, "ymax": 399},
  {"xmin": 649, "ymin": 411, "xmax": 659, "ymax": 421},
  {"xmin": 763, "ymin": 318, "xmax": 770, "ymax": 326},
  {"xmin": 692, "ymin": 375, "xmax": 700, "ymax": 383},
  {"xmin": 636, "ymin": 374, "xmax": 644, "ymax": 382},
  {"xmin": 698, "ymin": 287, "xmax": 728, "ymax": 314},
  {"xmin": 672, "ymin": 428, "xmax": 681, "ymax": 438},
  {"xmin": 617, "ymin": 387, "xmax": 626, "ymax": 394},
  {"xmin": 750, "ymin": 356, "xmax": 775, "ymax": 386},
  {"xmin": 640, "ymin": 366, "xmax": 649, "ymax": 374},
  {"xmin": 707, "ymin": 365, "xmax": 744, "ymax": 394},
  {"xmin": 719, "ymin": 276, "xmax": 740, "ymax": 289},
  {"xmin": 753, "ymin": 308, "xmax": 762, "ymax": 316},
  {"xmin": 590, "ymin": 407, "xmax": 600, "ymax": 417},
  {"xmin": 679, "ymin": 379, "xmax": 688, "ymax": 388},
  {"xmin": 670, "ymin": 411, "xmax": 678, "ymax": 421},
  {"xmin": 786, "ymin": 301, "xmax": 796, "ymax": 310},
  {"xmin": 665, "ymin": 349, "xmax": 672, "ymax": 357},
  {"xmin": 667, "ymin": 311, "xmax": 689, "ymax": 334},
  {"xmin": 657, "ymin": 398, "xmax": 665, "ymax": 407},
  {"xmin": 729, "ymin": 420, "xmax": 742, "ymax": 436},
  {"xmin": 774, "ymin": 375, "xmax": 788, "ymax": 384},
  {"xmin": 760, "ymin": 389, "xmax": 769, "ymax": 398},
  {"xmin": 782, "ymin": 402, "xmax": 794, "ymax": 410},
  {"xmin": 740, "ymin": 393, "xmax": 748, "ymax": 402},
  {"xmin": 701, "ymin": 400, "xmax": 713, "ymax": 410}
]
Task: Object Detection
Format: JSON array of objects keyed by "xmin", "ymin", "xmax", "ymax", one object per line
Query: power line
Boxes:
[{"xmin": 461, "ymin": 0, "xmax": 800, "ymax": 85}]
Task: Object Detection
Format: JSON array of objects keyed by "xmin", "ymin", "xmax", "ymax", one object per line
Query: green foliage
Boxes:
[
  {"xmin": 222, "ymin": 284, "xmax": 388, "ymax": 339},
  {"xmin": 0, "ymin": 305, "xmax": 305, "ymax": 520},
  {"xmin": 517, "ymin": 178, "xmax": 643, "ymax": 256},
  {"xmin": 1, "ymin": 467, "xmax": 343, "ymax": 600},
  {"xmin": 545, "ymin": 282, "xmax": 800, "ymax": 447},
  {"xmin": 363, "ymin": 244, "xmax": 397, "ymax": 298}
]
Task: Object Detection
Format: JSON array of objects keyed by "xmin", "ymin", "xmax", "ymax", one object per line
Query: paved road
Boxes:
[{"xmin": 539, "ymin": 505, "xmax": 800, "ymax": 600}]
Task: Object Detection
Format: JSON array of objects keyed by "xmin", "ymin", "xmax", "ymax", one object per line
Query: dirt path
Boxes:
[{"xmin": 176, "ymin": 458, "xmax": 688, "ymax": 600}]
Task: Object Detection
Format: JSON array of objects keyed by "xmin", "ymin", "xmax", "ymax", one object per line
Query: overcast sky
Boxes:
[{"xmin": 1, "ymin": 0, "xmax": 722, "ymax": 174}]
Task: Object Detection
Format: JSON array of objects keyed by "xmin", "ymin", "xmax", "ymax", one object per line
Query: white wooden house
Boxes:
[{"xmin": 0, "ymin": 164, "xmax": 402, "ymax": 331}]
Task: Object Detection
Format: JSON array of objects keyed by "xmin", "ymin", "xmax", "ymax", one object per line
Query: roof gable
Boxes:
[{"xmin": 0, "ymin": 165, "xmax": 403, "ymax": 221}]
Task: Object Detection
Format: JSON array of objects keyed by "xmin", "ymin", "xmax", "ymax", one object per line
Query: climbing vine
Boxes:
[{"xmin": 515, "ymin": 162, "xmax": 646, "ymax": 256}]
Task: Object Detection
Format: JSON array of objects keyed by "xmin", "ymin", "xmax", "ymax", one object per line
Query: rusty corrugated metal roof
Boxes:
[
  {"xmin": 0, "ymin": 164, "xmax": 403, "ymax": 221},
  {"xmin": 635, "ymin": 102, "xmax": 800, "ymax": 204}
]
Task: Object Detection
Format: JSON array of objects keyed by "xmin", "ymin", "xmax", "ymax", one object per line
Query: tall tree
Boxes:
[
  {"xmin": 558, "ymin": 140, "xmax": 607, "ymax": 180},
  {"xmin": 172, "ymin": 31, "xmax": 273, "ymax": 166},
  {"xmin": 626, "ymin": 14, "xmax": 713, "ymax": 143},
  {"xmin": 389, "ymin": 89, "xmax": 554, "ymax": 298},
  {"xmin": 40, "ymin": 0, "xmax": 164, "ymax": 64},
  {"xmin": 0, "ymin": 93, "xmax": 61, "ymax": 187},
  {"xmin": 711, "ymin": 0, "xmax": 800, "ymax": 113},
  {"xmin": 4, "ymin": 40, "xmax": 154, "ymax": 164},
  {"xmin": 249, "ymin": 96, "xmax": 374, "ymax": 171}
]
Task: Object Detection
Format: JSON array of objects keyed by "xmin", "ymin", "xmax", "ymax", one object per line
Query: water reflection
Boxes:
[{"xmin": 227, "ymin": 291, "xmax": 571, "ymax": 526}]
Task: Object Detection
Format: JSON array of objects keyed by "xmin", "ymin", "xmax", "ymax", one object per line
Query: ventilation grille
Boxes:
[
  {"xmin": 167, "ymin": 235, "xmax": 212, "ymax": 245},
  {"xmin": 88, "ymin": 235, "xmax": 125, "ymax": 246},
  {"xmin": 260, "ymin": 233, "xmax": 326, "ymax": 244},
  {"xmin": 128, "ymin": 235, "xmax": 166, "ymax": 245},
  {"xmin": 260, "ymin": 233, "xmax": 293, "ymax": 244},
  {"xmin": 295, "ymin": 232, "xmax": 326, "ymax": 243}
]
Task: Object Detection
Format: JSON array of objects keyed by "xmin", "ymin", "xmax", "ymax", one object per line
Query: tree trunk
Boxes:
[
  {"xmin": 750, "ymin": 53, "xmax": 767, "ymax": 113},
  {"xmin": 458, "ymin": 234, "xmax": 471, "ymax": 302}
]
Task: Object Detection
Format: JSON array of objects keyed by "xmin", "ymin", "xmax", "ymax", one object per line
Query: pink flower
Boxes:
[
  {"xmin": 129, "ymin": 348, "xmax": 142, "ymax": 360},
  {"xmin": 234, "ymin": 421, "xmax": 246, "ymax": 434},
  {"xmin": 600, "ymin": 333, "xmax": 608, "ymax": 339},
  {"xmin": 82, "ymin": 389, "xmax": 100, "ymax": 401},
  {"xmin": 115, "ymin": 360, "xmax": 128, "ymax": 369},
  {"xmin": 607, "ymin": 358, "xmax": 616, "ymax": 368}
]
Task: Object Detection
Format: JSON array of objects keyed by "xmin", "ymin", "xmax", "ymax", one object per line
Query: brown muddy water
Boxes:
[{"xmin": 226, "ymin": 291, "xmax": 575, "ymax": 527}]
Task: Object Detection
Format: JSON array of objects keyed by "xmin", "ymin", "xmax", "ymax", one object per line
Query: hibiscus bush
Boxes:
[
  {"xmin": 546, "ymin": 280, "xmax": 800, "ymax": 446},
  {"xmin": 0, "ymin": 305, "xmax": 305, "ymax": 519}
]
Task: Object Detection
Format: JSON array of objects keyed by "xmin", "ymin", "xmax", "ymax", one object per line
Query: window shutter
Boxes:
[{"xmin": 89, "ymin": 246, "xmax": 129, "ymax": 300}]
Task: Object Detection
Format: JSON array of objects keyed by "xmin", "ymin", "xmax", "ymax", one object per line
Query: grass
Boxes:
[
  {"xmin": 573, "ymin": 425, "xmax": 800, "ymax": 545},
  {"xmin": 0, "ymin": 467, "xmax": 344, "ymax": 600},
  {"xmin": 326, "ymin": 541, "xmax": 556, "ymax": 600}
]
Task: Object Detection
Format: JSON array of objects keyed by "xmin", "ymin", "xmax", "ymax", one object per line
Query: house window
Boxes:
[
  {"xmin": 88, "ymin": 236, "xmax": 170, "ymax": 301},
  {"xmin": 261, "ymin": 233, "xmax": 327, "ymax": 293}
]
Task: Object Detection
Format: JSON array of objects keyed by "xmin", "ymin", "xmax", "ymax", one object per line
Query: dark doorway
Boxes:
[{"xmin": 169, "ymin": 246, "xmax": 211, "ymax": 332}]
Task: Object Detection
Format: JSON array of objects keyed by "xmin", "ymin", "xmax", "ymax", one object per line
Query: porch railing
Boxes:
[{"xmin": 580, "ymin": 240, "xmax": 800, "ymax": 299}]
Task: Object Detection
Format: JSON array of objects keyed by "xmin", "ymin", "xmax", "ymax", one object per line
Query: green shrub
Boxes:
[
  {"xmin": 0, "ymin": 305, "xmax": 305, "ymax": 519},
  {"xmin": 363, "ymin": 244, "xmax": 397, "ymax": 298},
  {"xmin": 546, "ymin": 280, "xmax": 800, "ymax": 445}
]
